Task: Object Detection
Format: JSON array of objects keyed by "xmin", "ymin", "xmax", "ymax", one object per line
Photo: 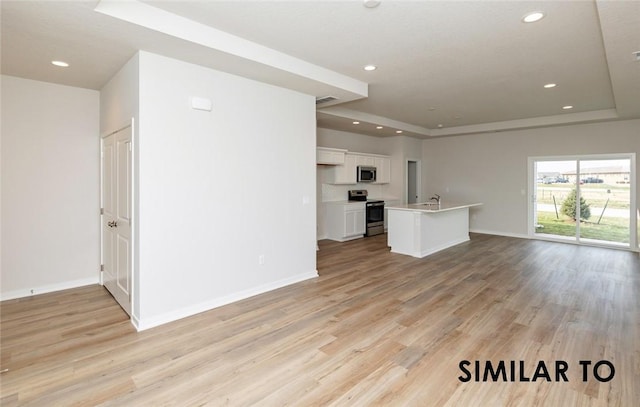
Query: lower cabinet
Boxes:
[{"xmin": 325, "ymin": 202, "xmax": 366, "ymax": 242}]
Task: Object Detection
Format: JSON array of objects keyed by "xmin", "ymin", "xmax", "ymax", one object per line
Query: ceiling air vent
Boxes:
[{"xmin": 316, "ymin": 96, "xmax": 338, "ymax": 105}]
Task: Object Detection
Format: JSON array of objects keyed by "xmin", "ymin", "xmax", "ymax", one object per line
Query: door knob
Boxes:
[{"xmin": 107, "ymin": 221, "xmax": 118, "ymax": 228}]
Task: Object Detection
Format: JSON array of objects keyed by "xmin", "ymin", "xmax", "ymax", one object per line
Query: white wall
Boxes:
[
  {"xmin": 318, "ymin": 128, "xmax": 391, "ymax": 155},
  {"xmin": 422, "ymin": 119, "xmax": 640, "ymax": 241},
  {"xmin": 1, "ymin": 76, "xmax": 100, "ymax": 299},
  {"xmin": 134, "ymin": 52, "xmax": 317, "ymax": 329}
]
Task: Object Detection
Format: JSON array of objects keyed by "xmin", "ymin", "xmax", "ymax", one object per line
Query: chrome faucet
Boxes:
[{"xmin": 430, "ymin": 194, "xmax": 441, "ymax": 203}]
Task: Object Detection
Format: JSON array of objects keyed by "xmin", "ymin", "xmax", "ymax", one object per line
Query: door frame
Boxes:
[
  {"xmin": 527, "ymin": 153, "xmax": 637, "ymax": 251},
  {"xmin": 100, "ymin": 119, "xmax": 136, "ymax": 315},
  {"xmin": 405, "ymin": 159, "xmax": 422, "ymax": 204}
]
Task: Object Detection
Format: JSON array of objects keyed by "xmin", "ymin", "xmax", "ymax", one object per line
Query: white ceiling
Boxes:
[{"xmin": 2, "ymin": 0, "xmax": 639, "ymax": 138}]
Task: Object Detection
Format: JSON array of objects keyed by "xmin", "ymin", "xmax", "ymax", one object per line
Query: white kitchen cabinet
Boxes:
[
  {"xmin": 325, "ymin": 202, "xmax": 365, "ymax": 242},
  {"xmin": 316, "ymin": 147, "xmax": 346, "ymax": 165},
  {"xmin": 373, "ymin": 157, "xmax": 391, "ymax": 184},
  {"xmin": 324, "ymin": 151, "xmax": 391, "ymax": 185},
  {"xmin": 326, "ymin": 153, "xmax": 357, "ymax": 184},
  {"xmin": 383, "ymin": 200, "xmax": 401, "ymax": 230},
  {"xmin": 355, "ymin": 154, "xmax": 375, "ymax": 167}
]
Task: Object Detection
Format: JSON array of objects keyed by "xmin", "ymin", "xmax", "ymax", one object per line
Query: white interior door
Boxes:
[{"xmin": 102, "ymin": 126, "xmax": 132, "ymax": 315}]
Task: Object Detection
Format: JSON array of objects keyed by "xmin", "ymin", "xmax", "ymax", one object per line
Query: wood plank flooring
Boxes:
[{"xmin": 1, "ymin": 234, "xmax": 639, "ymax": 406}]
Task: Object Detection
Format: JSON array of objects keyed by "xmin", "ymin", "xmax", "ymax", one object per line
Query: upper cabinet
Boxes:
[
  {"xmin": 373, "ymin": 156, "xmax": 391, "ymax": 184},
  {"xmin": 316, "ymin": 147, "xmax": 347, "ymax": 165},
  {"xmin": 323, "ymin": 150, "xmax": 391, "ymax": 185},
  {"xmin": 326, "ymin": 153, "xmax": 357, "ymax": 184},
  {"xmin": 355, "ymin": 155, "xmax": 375, "ymax": 167}
]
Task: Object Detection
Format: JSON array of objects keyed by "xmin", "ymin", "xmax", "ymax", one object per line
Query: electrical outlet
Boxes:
[{"xmin": 259, "ymin": 255, "xmax": 265, "ymax": 265}]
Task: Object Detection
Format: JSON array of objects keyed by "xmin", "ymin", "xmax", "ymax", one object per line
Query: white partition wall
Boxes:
[{"xmin": 133, "ymin": 52, "xmax": 318, "ymax": 329}]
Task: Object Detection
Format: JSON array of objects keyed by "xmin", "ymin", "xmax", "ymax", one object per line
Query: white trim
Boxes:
[
  {"xmin": 630, "ymin": 154, "xmax": 638, "ymax": 250},
  {"xmin": 527, "ymin": 234, "xmax": 638, "ymax": 252},
  {"xmin": 99, "ymin": 136, "xmax": 105, "ymax": 285},
  {"xmin": 470, "ymin": 229, "xmax": 638, "ymax": 252},
  {"xmin": 131, "ymin": 270, "xmax": 319, "ymax": 331},
  {"xmin": 527, "ymin": 157, "xmax": 535, "ymax": 236},
  {"xmin": 130, "ymin": 117, "xmax": 137, "ymax": 319},
  {"xmin": 576, "ymin": 160, "xmax": 582, "ymax": 241},
  {"xmin": 0, "ymin": 278, "xmax": 99, "ymax": 301},
  {"xmin": 430, "ymin": 109, "xmax": 618, "ymax": 137}
]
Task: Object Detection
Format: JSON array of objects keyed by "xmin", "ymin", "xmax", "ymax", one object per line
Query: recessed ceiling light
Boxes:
[
  {"xmin": 376, "ymin": 126, "xmax": 383, "ymax": 129},
  {"xmin": 562, "ymin": 105, "xmax": 574, "ymax": 110},
  {"xmin": 522, "ymin": 11, "xmax": 545, "ymax": 23},
  {"xmin": 544, "ymin": 83, "xmax": 557, "ymax": 88},
  {"xmin": 353, "ymin": 121, "xmax": 360, "ymax": 125},
  {"xmin": 395, "ymin": 130, "xmax": 403, "ymax": 134},
  {"xmin": 428, "ymin": 107, "xmax": 437, "ymax": 111},
  {"xmin": 437, "ymin": 124, "xmax": 444, "ymax": 128},
  {"xmin": 51, "ymin": 60, "xmax": 69, "ymax": 67},
  {"xmin": 364, "ymin": 65, "xmax": 377, "ymax": 71}
]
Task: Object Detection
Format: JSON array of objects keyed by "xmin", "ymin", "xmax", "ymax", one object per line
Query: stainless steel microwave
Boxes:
[{"xmin": 357, "ymin": 166, "xmax": 377, "ymax": 182}]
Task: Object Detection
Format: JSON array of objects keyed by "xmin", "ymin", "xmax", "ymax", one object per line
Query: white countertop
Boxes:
[
  {"xmin": 323, "ymin": 200, "xmax": 365, "ymax": 205},
  {"xmin": 323, "ymin": 197, "xmax": 400, "ymax": 205},
  {"xmin": 386, "ymin": 202, "xmax": 483, "ymax": 213}
]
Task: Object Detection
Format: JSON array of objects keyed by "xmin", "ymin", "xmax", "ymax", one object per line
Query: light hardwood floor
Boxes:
[{"xmin": 1, "ymin": 234, "xmax": 639, "ymax": 406}]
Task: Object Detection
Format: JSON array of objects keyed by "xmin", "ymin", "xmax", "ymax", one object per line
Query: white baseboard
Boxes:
[
  {"xmin": 471, "ymin": 229, "xmax": 640, "ymax": 253},
  {"xmin": 0, "ymin": 277, "xmax": 99, "ymax": 301},
  {"xmin": 132, "ymin": 270, "xmax": 319, "ymax": 331},
  {"xmin": 470, "ymin": 229, "xmax": 530, "ymax": 240}
]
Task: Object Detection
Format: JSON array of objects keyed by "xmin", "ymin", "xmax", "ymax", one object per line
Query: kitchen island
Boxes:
[{"xmin": 386, "ymin": 202, "xmax": 482, "ymax": 258}]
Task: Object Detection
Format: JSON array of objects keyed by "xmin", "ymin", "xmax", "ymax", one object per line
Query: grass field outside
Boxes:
[
  {"xmin": 536, "ymin": 182, "xmax": 630, "ymax": 209},
  {"xmin": 535, "ymin": 212, "xmax": 630, "ymax": 244}
]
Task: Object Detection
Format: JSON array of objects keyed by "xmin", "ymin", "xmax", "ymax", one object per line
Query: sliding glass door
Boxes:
[{"xmin": 530, "ymin": 154, "xmax": 636, "ymax": 249}]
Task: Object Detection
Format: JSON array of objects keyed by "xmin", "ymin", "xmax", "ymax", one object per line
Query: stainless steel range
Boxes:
[{"xmin": 348, "ymin": 190, "xmax": 385, "ymax": 237}]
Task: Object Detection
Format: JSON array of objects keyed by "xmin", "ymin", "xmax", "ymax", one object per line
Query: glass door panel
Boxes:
[
  {"xmin": 531, "ymin": 156, "xmax": 633, "ymax": 249},
  {"xmin": 534, "ymin": 160, "xmax": 577, "ymax": 240},
  {"xmin": 578, "ymin": 159, "xmax": 631, "ymax": 246}
]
